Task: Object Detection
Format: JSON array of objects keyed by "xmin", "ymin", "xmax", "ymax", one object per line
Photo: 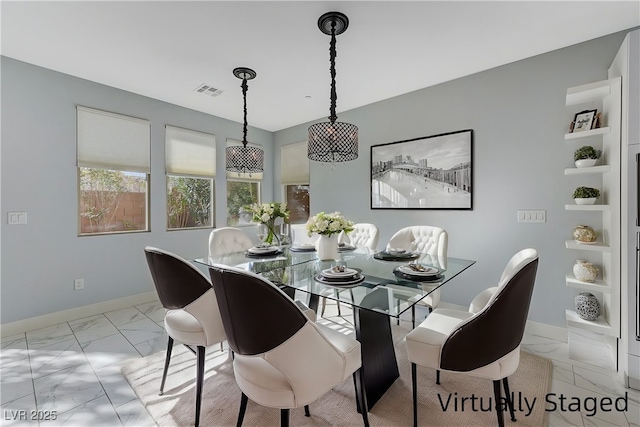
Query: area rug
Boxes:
[{"xmin": 122, "ymin": 320, "xmax": 551, "ymax": 426}]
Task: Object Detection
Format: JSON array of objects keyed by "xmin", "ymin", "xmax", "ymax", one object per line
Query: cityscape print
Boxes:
[{"xmin": 371, "ymin": 130, "xmax": 472, "ymax": 209}]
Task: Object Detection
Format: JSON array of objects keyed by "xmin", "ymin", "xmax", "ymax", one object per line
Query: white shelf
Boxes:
[
  {"xmin": 564, "ymin": 165, "xmax": 610, "ymax": 175},
  {"xmin": 566, "ymin": 80, "xmax": 611, "ymax": 104},
  {"xmin": 565, "ymin": 240, "xmax": 610, "ymax": 252},
  {"xmin": 565, "ymin": 204, "xmax": 610, "ymax": 211},
  {"xmin": 565, "ymin": 127, "xmax": 611, "ymax": 140},
  {"xmin": 565, "ymin": 275, "xmax": 610, "ymax": 293},
  {"xmin": 565, "ymin": 310, "xmax": 612, "ymax": 335}
]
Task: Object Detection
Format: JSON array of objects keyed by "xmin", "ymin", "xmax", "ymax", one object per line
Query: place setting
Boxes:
[
  {"xmin": 245, "ymin": 243, "xmax": 283, "ymax": 258},
  {"xmin": 338, "ymin": 242, "xmax": 357, "ymax": 252},
  {"xmin": 393, "ymin": 262, "xmax": 444, "ymax": 282},
  {"xmin": 290, "ymin": 243, "xmax": 317, "ymax": 252},
  {"xmin": 314, "ymin": 265, "xmax": 365, "ymax": 288},
  {"xmin": 373, "ymin": 248, "xmax": 420, "ymax": 261}
]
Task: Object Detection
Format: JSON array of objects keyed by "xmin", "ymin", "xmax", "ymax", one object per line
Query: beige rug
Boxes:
[{"xmin": 122, "ymin": 320, "xmax": 551, "ymax": 426}]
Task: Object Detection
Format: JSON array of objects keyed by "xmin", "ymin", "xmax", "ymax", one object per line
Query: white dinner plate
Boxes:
[
  {"xmin": 248, "ymin": 246, "xmax": 278, "ymax": 254},
  {"xmin": 322, "ymin": 267, "xmax": 359, "ymax": 278},
  {"xmin": 397, "ymin": 265, "xmax": 440, "ymax": 276},
  {"xmin": 292, "ymin": 244, "xmax": 316, "ymax": 250}
]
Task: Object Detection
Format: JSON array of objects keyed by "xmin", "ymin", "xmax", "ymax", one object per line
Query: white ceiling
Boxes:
[{"xmin": 2, "ymin": 1, "xmax": 639, "ymax": 132}]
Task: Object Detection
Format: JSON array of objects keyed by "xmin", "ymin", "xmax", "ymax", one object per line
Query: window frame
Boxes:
[{"xmin": 226, "ymin": 178, "xmax": 262, "ymax": 227}]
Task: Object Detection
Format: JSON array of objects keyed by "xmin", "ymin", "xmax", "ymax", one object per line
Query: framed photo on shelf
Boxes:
[
  {"xmin": 571, "ymin": 109, "xmax": 597, "ymax": 133},
  {"xmin": 370, "ymin": 129, "xmax": 473, "ymax": 210}
]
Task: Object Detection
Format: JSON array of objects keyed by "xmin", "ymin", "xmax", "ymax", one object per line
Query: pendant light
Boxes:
[
  {"xmin": 308, "ymin": 11, "xmax": 358, "ymax": 163},
  {"xmin": 225, "ymin": 67, "xmax": 264, "ymax": 176}
]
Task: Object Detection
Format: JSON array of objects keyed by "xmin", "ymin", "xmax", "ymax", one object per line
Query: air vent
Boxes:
[{"xmin": 194, "ymin": 83, "xmax": 223, "ymax": 97}]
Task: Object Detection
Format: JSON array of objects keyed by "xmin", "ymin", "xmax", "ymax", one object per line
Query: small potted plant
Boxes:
[
  {"xmin": 574, "ymin": 146, "xmax": 602, "ymax": 168},
  {"xmin": 573, "ymin": 186, "xmax": 600, "ymax": 205}
]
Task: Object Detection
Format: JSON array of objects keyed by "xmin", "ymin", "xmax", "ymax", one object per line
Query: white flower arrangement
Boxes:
[
  {"xmin": 246, "ymin": 202, "xmax": 289, "ymax": 224},
  {"xmin": 306, "ymin": 211, "xmax": 354, "ymax": 236}
]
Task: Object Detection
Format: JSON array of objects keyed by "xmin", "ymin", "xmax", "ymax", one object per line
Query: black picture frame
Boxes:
[
  {"xmin": 571, "ymin": 109, "xmax": 597, "ymax": 133},
  {"xmin": 370, "ymin": 129, "xmax": 473, "ymax": 210}
]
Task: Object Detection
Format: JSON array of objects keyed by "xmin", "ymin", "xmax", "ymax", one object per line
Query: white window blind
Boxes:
[
  {"xmin": 226, "ymin": 139, "xmax": 264, "ymax": 180},
  {"xmin": 165, "ymin": 125, "xmax": 216, "ymax": 177},
  {"xmin": 77, "ymin": 106, "xmax": 150, "ymax": 173},
  {"xmin": 280, "ymin": 141, "xmax": 309, "ymax": 184}
]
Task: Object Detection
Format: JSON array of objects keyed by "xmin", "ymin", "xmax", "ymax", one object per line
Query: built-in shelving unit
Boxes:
[{"xmin": 564, "ymin": 77, "xmax": 622, "ymax": 370}]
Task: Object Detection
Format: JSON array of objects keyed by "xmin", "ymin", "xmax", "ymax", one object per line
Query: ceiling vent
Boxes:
[{"xmin": 194, "ymin": 83, "xmax": 223, "ymax": 97}]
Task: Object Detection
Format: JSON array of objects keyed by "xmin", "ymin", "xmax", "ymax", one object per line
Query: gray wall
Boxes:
[
  {"xmin": 1, "ymin": 57, "xmax": 273, "ymax": 323},
  {"xmin": 274, "ymin": 31, "xmax": 630, "ymax": 327}
]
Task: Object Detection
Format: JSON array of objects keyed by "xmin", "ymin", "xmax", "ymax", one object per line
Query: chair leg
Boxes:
[
  {"xmin": 353, "ymin": 368, "xmax": 370, "ymax": 427},
  {"xmin": 159, "ymin": 336, "xmax": 174, "ymax": 395},
  {"xmin": 280, "ymin": 409, "xmax": 289, "ymax": 427},
  {"xmin": 304, "ymin": 405, "xmax": 310, "ymax": 417},
  {"xmin": 411, "ymin": 363, "xmax": 418, "ymax": 427},
  {"xmin": 502, "ymin": 377, "xmax": 516, "ymax": 421},
  {"xmin": 236, "ymin": 392, "xmax": 248, "ymax": 427},
  {"xmin": 195, "ymin": 346, "xmax": 206, "ymax": 427},
  {"xmin": 321, "ymin": 296, "xmax": 327, "ymax": 316},
  {"xmin": 436, "ymin": 369, "xmax": 440, "ymax": 385},
  {"xmin": 493, "ymin": 379, "xmax": 505, "ymax": 427}
]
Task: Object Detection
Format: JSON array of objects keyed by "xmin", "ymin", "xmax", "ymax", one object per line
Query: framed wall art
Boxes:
[
  {"xmin": 571, "ymin": 109, "xmax": 597, "ymax": 132},
  {"xmin": 370, "ymin": 129, "xmax": 473, "ymax": 210}
]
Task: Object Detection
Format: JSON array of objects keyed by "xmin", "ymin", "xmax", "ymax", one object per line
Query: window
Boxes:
[
  {"xmin": 77, "ymin": 107, "xmax": 150, "ymax": 235},
  {"xmin": 281, "ymin": 142, "xmax": 310, "ymax": 223},
  {"xmin": 227, "ymin": 180, "xmax": 260, "ymax": 225},
  {"xmin": 165, "ymin": 126, "xmax": 215, "ymax": 230},
  {"xmin": 226, "ymin": 139, "xmax": 263, "ymax": 226}
]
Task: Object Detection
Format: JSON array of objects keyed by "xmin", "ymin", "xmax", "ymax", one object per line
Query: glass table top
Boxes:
[{"xmin": 194, "ymin": 246, "xmax": 475, "ymax": 318}]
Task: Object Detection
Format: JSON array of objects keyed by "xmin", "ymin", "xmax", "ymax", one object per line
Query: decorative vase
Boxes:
[
  {"xmin": 263, "ymin": 219, "xmax": 277, "ymax": 245},
  {"xmin": 573, "ymin": 225, "xmax": 596, "ymax": 243},
  {"xmin": 575, "ymin": 292, "xmax": 601, "ymax": 321},
  {"xmin": 316, "ymin": 234, "xmax": 339, "ymax": 260},
  {"xmin": 573, "ymin": 260, "xmax": 599, "ymax": 282}
]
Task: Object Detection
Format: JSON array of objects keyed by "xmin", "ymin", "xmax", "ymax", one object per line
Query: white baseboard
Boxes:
[
  {"xmin": 526, "ymin": 319, "xmax": 568, "ymax": 343},
  {"xmin": 439, "ymin": 301, "xmax": 568, "ymax": 342},
  {"xmin": 1, "ymin": 291, "xmax": 159, "ymax": 337}
]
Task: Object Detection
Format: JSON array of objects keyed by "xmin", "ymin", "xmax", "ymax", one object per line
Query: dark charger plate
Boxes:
[
  {"xmin": 244, "ymin": 249, "xmax": 283, "ymax": 258},
  {"xmin": 392, "ymin": 266, "xmax": 444, "ymax": 282},
  {"xmin": 373, "ymin": 251, "xmax": 420, "ymax": 261}
]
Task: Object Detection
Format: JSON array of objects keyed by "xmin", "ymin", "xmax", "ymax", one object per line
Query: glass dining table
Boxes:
[{"xmin": 194, "ymin": 246, "xmax": 475, "ymax": 409}]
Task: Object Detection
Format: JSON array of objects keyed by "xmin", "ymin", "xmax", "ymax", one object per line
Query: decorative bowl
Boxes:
[
  {"xmin": 575, "ymin": 159, "xmax": 597, "ymax": 168},
  {"xmin": 574, "ymin": 198, "xmax": 597, "ymax": 205}
]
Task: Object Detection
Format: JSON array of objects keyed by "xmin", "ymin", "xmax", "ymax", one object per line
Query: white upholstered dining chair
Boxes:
[
  {"xmin": 386, "ymin": 225, "xmax": 448, "ymax": 326},
  {"xmin": 144, "ymin": 246, "xmax": 226, "ymax": 427},
  {"xmin": 405, "ymin": 248, "xmax": 539, "ymax": 427},
  {"xmin": 208, "ymin": 264, "xmax": 369, "ymax": 427},
  {"xmin": 339, "ymin": 222, "xmax": 379, "ymax": 251},
  {"xmin": 208, "ymin": 227, "xmax": 254, "ymax": 257}
]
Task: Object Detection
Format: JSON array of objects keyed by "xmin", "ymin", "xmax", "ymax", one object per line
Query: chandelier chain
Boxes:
[
  {"xmin": 241, "ymin": 77, "xmax": 249, "ymax": 146},
  {"xmin": 329, "ymin": 19, "xmax": 338, "ymax": 123}
]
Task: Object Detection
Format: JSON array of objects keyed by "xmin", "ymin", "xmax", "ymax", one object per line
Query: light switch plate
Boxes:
[
  {"xmin": 517, "ymin": 210, "xmax": 546, "ymax": 223},
  {"xmin": 8, "ymin": 212, "xmax": 27, "ymax": 225}
]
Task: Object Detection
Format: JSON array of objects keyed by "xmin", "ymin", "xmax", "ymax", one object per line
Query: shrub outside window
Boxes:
[
  {"xmin": 167, "ymin": 176, "xmax": 213, "ymax": 229},
  {"xmin": 227, "ymin": 180, "xmax": 260, "ymax": 226},
  {"xmin": 285, "ymin": 184, "xmax": 310, "ymax": 224}
]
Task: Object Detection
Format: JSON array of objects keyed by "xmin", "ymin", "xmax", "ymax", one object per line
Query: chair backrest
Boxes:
[
  {"xmin": 339, "ymin": 223, "xmax": 379, "ymax": 250},
  {"xmin": 291, "ymin": 223, "xmax": 319, "ymax": 245},
  {"xmin": 440, "ymin": 248, "xmax": 539, "ymax": 372},
  {"xmin": 208, "ymin": 264, "xmax": 308, "ymax": 356},
  {"xmin": 144, "ymin": 246, "xmax": 212, "ymax": 310},
  {"xmin": 386, "ymin": 225, "xmax": 448, "ymax": 256},
  {"xmin": 209, "ymin": 227, "xmax": 253, "ymax": 256}
]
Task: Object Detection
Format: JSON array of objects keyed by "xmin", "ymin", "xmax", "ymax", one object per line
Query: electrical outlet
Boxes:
[{"xmin": 74, "ymin": 278, "xmax": 84, "ymax": 290}]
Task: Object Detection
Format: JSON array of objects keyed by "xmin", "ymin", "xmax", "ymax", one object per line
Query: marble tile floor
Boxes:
[{"xmin": 1, "ymin": 299, "xmax": 638, "ymax": 427}]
